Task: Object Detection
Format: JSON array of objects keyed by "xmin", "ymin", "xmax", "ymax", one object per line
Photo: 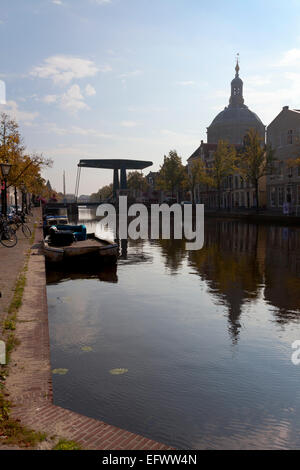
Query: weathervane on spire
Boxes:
[{"xmin": 235, "ymin": 53, "xmax": 240, "ymax": 77}]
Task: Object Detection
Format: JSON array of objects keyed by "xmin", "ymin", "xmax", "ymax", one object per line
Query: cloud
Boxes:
[
  {"xmin": 31, "ymin": 55, "xmax": 104, "ymax": 85},
  {"xmin": 278, "ymin": 48, "xmax": 300, "ymax": 67},
  {"xmin": 52, "ymin": 0, "xmax": 63, "ymax": 5},
  {"xmin": 119, "ymin": 70, "xmax": 142, "ymax": 79},
  {"xmin": 92, "ymin": 0, "xmax": 112, "ymax": 4},
  {"xmin": 246, "ymin": 75, "xmax": 271, "ymax": 87},
  {"xmin": 121, "ymin": 121, "xmax": 138, "ymax": 127},
  {"xmin": 43, "ymin": 94, "xmax": 58, "ymax": 104},
  {"xmin": 176, "ymin": 81, "xmax": 196, "ymax": 86},
  {"xmin": 0, "ymin": 101, "xmax": 39, "ymax": 126},
  {"xmin": 160, "ymin": 129, "xmax": 199, "ymax": 147},
  {"xmin": 60, "ymin": 84, "xmax": 89, "ymax": 113},
  {"xmin": 45, "ymin": 123, "xmax": 114, "ymax": 139},
  {"xmin": 42, "ymin": 84, "xmax": 95, "ymax": 114},
  {"xmin": 85, "ymin": 84, "xmax": 96, "ymax": 96}
]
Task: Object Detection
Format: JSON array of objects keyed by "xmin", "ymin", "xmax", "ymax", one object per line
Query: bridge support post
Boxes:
[
  {"xmin": 113, "ymin": 169, "xmax": 119, "ymax": 198},
  {"xmin": 120, "ymin": 167, "xmax": 127, "ymax": 190}
]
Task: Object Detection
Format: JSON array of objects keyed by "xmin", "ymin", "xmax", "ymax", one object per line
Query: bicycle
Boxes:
[
  {"xmin": 0, "ymin": 215, "xmax": 18, "ymax": 247},
  {"xmin": 10, "ymin": 212, "xmax": 31, "ymax": 238}
]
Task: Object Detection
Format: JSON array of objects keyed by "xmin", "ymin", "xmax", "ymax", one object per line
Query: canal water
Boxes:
[{"xmin": 46, "ymin": 209, "xmax": 300, "ymax": 449}]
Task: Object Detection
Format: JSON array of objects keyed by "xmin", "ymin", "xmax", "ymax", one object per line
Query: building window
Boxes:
[
  {"xmin": 278, "ymin": 162, "xmax": 284, "ymax": 177},
  {"xmin": 270, "ymin": 187, "xmax": 276, "ymax": 207},
  {"xmin": 298, "ymin": 186, "xmax": 300, "ymax": 205},
  {"xmin": 278, "ymin": 187, "xmax": 284, "ymax": 206},
  {"xmin": 240, "ymin": 192, "xmax": 245, "ymax": 206},
  {"xmin": 287, "ymin": 129, "xmax": 293, "ymax": 144}
]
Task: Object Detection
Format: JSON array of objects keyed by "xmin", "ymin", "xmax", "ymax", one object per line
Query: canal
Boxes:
[{"xmin": 46, "ymin": 209, "xmax": 300, "ymax": 449}]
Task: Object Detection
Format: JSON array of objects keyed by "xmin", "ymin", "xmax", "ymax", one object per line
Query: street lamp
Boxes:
[{"xmin": 0, "ymin": 160, "xmax": 12, "ymax": 217}]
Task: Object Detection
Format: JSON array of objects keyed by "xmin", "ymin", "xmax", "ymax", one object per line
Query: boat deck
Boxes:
[{"xmin": 47, "ymin": 238, "xmax": 113, "ymax": 249}]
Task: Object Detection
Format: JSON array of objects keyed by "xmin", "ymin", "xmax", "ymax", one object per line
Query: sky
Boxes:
[{"xmin": 1, "ymin": 0, "xmax": 300, "ymax": 195}]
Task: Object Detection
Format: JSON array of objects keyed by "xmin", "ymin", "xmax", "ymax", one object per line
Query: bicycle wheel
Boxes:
[
  {"xmin": 22, "ymin": 224, "xmax": 31, "ymax": 238},
  {"xmin": 0, "ymin": 227, "xmax": 18, "ymax": 247}
]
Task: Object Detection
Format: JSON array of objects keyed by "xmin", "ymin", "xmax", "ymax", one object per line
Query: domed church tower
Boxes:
[{"xmin": 207, "ymin": 58, "xmax": 265, "ymax": 145}]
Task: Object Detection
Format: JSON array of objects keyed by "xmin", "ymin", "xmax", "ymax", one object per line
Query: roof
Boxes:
[
  {"xmin": 208, "ymin": 105, "xmax": 264, "ymax": 128},
  {"xmin": 187, "ymin": 143, "xmax": 217, "ymax": 161},
  {"xmin": 78, "ymin": 159, "xmax": 153, "ymax": 170},
  {"xmin": 188, "ymin": 142, "xmax": 244, "ymax": 162}
]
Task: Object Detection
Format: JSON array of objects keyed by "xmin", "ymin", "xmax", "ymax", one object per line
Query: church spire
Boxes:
[
  {"xmin": 229, "ymin": 54, "xmax": 244, "ymax": 107},
  {"xmin": 235, "ymin": 53, "xmax": 240, "ymax": 77}
]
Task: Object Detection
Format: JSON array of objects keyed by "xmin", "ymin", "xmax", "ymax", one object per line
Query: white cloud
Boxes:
[
  {"xmin": 160, "ymin": 129, "xmax": 199, "ymax": 147},
  {"xmin": 31, "ymin": 55, "xmax": 103, "ymax": 85},
  {"xmin": 60, "ymin": 84, "xmax": 89, "ymax": 114},
  {"xmin": 119, "ymin": 70, "xmax": 142, "ymax": 79},
  {"xmin": 45, "ymin": 123, "xmax": 114, "ymax": 139},
  {"xmin": 85, "ymin": 84, "xmax": 96, "ymax": 96},
  {"xmin": 278, "ymin": 48, "xmax": 300, "ymax": 67},
  {"xmin": 246, "ymin": 75, "xmax": 271, "ymax": 87},
  {"xmin": 121, "ymin": 121, "xmax": 138, "ymax": 127},
  {"xmin": 52, "ymin": 0, "xmax": 63, "ymax": 5},
  {"xmin": 92, "ymin": 0, "xmax": 112, "ymax": 4},
  {"xmin": 176, "ymin": 81, "xmax": 196, "ymax": 86},
  {"xmin": 43, "ymin": 94, "xmax": 58, "ymax": 104},
  {"xmin": 0, "ymin": 101, "xmax": 39, "ymax": 126}
]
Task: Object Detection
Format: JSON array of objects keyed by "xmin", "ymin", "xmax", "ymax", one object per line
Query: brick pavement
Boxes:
[
  {"xmin": 2, "ymin": 211, "xmax": 174, "ymax": 450},
  {"xmin": 0, "ymin": 211, "xmax": 38, "ymax": 323}
]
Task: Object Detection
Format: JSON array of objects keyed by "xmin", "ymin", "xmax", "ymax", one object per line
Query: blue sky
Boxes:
[{"xmin": 1, "ymin": 0, "xmax": 300, "ymax": 194}]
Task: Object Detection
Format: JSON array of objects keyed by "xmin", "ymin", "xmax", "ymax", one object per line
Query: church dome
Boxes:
[{"xmin": 207, "ymin": 59, "xmax": 265, "ymax": 145}]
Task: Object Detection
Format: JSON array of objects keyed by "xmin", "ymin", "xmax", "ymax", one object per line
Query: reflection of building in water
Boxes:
[
  {"xmin": 264, "ymin": 225, "xmax": 300, "ymax": 322},
  {"xmin": 188, "ymin": 220, "xmax": 265, "ymax": 343}
]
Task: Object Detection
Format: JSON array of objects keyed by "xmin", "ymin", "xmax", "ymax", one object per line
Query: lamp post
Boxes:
[
  {"xmin": 0, "ymin": 161, "xmax": 12, "ymax": 217},
  {"xmin": 20, "ymin": 182, "xmax": 26, "ymax": 213}
]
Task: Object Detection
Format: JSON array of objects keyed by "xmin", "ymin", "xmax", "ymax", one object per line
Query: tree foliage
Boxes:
[
  {"xmin": 90, "ymin": 183, "xmax": 113, "ymax": 202},
  {"xmin": 0, "ymin": 113, "xmax": 52, "ymax": 198},
  {"xmin": 127, "ymin": 171, "xmax": 149, "ymax": 192},
  {"xmin": 156, "ymin": 150, "xmax": 186, "ymax": 198},
  {"xmin": 209, "ymin": 140, "xmax": 237, "ymax": 208},
  {"xmin": 188, "ymin": 158, "xmax": 213, "ymax": 203},
  {"xmin": 239, "ymin": 128, "xmax": 275, "ymax": 208}
]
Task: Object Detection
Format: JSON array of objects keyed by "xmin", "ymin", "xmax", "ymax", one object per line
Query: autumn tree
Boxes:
[
  {"xmin": 210, "ymin": 140, "xmax": 237, "ymax": 209},
  {"xmin": 239, "ymin": 128, "xmax": 275, "ymax": 209},
  {"xmin": 0, "ymin": 113, "xmax": 52, "ymax": 211},
  {"xmin": 188, "ymin": 158, "xmax": 213, "ymax": 204},
  {"xmin": 156, "ymin": 150, "xmax": 186, "ymax": 201},
  {"xmin": 127, "ymin": 171, "xmax": 149, "ymax": 193}
]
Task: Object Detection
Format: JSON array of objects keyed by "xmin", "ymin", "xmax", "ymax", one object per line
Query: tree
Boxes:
[
  {"xmin": 90, "ymin": 183, "xmax": 113, "ymax": 202},
  {"xmin": 188, "ymin": 158, "xmax": 213, "ymax": 204},
  {"xmin": 127, "ymin": 171, "xmax": 149, "ymax": 192},
  {"xmin": 0, "ymin": 113, "xmax": 52, "ymax": 210},
  {"xmin": 210, "ymin": 140, "xmax": 237, "ymax": 209},
  {"xmin": 156, "ymin": 150, "xmax": 186, "ymax": 201},
  {"xmin": 239, "ymin": 128, "xmax": 275, "ymax": 209}
]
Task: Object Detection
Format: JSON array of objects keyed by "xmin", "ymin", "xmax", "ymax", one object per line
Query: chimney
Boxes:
[{"xmin": 283, "ymin": 106, "xmax": 289, "ymax": 111}]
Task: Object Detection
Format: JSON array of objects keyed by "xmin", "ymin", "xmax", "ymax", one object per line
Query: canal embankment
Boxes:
[
  {"xmin": 1, "ymin": 209, "xmax": 173, "ymax": 450},
  {"xmin": 205, "ymin": 209, "xmax": 300, "ymax": 225}
]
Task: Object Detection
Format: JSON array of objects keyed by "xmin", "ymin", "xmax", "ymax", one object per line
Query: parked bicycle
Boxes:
[
  {"xmin": 0, "ymin": 215, "xmax": 18, "ymax": 247},
  {"xmin": 9, "ymin": 212, "xmax": 31, "ymax": 238}
]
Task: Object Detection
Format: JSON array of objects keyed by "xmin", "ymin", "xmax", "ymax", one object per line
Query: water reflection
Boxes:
[
  {"xmin": 47, "ymin": 210, "xmax": 300, "ymax": 449},
  {"xmin": 46, "ymin": 262, "xmax": 118, "ymax": 285}
]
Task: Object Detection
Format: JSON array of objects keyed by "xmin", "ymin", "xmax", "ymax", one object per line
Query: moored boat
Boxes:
[{"xmin": 43, "ymin": 223, "xmax": 118, "ymax": 263}]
